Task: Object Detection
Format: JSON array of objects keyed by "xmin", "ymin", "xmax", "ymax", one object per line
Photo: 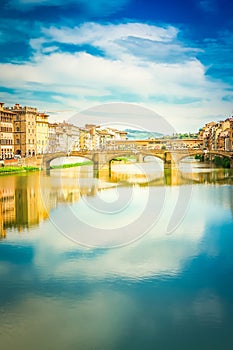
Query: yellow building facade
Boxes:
[
  {"xmin": 36, "ymin": 113, "xmax": 49, "ymax": 154},
  {"xmin": 0, "ymin": 102, "xmax": 14, "ymax": 159}
]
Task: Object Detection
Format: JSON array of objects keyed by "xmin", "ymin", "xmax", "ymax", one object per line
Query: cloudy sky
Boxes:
[{"xmin": 0, "ymin": 0, "xmax": 233, "ymax": 132}]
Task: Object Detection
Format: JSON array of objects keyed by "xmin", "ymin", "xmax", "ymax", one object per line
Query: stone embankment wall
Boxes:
[{"xmin": 2, "ymin": 156, "xmax": 42, "ymax": 168}]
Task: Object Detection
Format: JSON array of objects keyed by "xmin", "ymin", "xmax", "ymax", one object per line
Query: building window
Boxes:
[{"xmin": 16, "ymin": 139, "xmax": 20, "ymax": 144}]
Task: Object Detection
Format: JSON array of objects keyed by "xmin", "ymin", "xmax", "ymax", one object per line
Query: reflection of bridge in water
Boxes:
[
  {"xmin": 41, "ymin": 149, "xmax": 233, "ymax": 172},
  {"xmin": 1, "ymin": 162, "xmax": 233, "ymax": 238},
  {"xmin": 109, "ymin": 166, "xmax": 233, "ymax": 186}
]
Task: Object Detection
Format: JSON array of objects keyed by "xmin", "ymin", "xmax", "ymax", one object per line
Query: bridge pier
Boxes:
[
  {"xmin": 137, "ymin": 154, "xmax": 144, "ymax": 163},
  {"xmin": 93, "ymin": 153, "xmax": 109, "ymax": 177},
  {"xmin": 164, "ymin": 152, "xmax": 177, "ymax": 170},
  {"xmin": 164, "ymin": 160, "xmax": 172, "ymax": 170}
]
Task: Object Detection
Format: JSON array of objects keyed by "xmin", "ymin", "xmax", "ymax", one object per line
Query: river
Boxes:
[{"xmin": 0, "ymin": 160, "xmax": 233, "ymax": 350}]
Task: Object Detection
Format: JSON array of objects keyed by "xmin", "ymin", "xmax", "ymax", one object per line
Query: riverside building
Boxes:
[
  {"xmin": 11, "ymin": 103, "xmax": 37, "ymax": 157},
  {"xmin": 36, "ymin": 113, "xmax": 49, "ymax": 154},
  {"xmin": 0, "ymin": 102, "xmax": 14, "ymax": 160}
]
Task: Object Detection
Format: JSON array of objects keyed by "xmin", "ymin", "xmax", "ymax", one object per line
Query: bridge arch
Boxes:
[
  {"xmin": 177, "ymin": 150, "xmax": 233, "ymax": 163},
  {"xmin": 42, "ymin": 152, "xmax": 94, "ymax": 169},
  {"xmin": 139, "ymin": 151, "xmax": 165, "ymax": 162}
]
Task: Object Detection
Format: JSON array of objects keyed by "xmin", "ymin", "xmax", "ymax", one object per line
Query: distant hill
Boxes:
[{"xmin": 124, "ymin": 129, "xmax": 164, "ymax": 140}]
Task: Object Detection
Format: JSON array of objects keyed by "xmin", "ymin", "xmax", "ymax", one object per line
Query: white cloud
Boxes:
[
  {"xmin": 40, "ymin": 21, "xmax": 196, "ymax": 68},
  {"xmin": 43, "ymin": 22, "xmax": 177, "ymax": 42},
  {"xmin": 1, "ymin": 21, "xmax": 232, "ymax": 130},
  {"xmin": 0, "ymin": 50, "xmax": 224, "ymax": 100}
]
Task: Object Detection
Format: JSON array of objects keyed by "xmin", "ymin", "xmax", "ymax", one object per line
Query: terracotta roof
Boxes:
[{"xmin": 0, "ymin": 109, "xmax": 16, "ymax": 115}]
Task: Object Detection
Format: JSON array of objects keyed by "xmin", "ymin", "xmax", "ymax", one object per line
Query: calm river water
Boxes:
[{"xmin": 0, "ymin": 160, "xmax": 233, "ymax": 350}]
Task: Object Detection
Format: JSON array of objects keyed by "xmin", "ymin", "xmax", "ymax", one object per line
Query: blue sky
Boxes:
[{"xmin": 0, "ymin": 0, "xmax": 233, "ymax": 132}]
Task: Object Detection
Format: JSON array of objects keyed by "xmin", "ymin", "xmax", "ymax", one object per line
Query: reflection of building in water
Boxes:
[
  {"xmin": 180, "ymin": 166, "xmax": 233, "ymax": 185},
  {"xmin": 0, "ymin": 173, "xmax": 49, "ymax": 238},
  {"xmin": 15, "ymin": 176, "xmax": 40, "ymax": 227},
  {"xmin": 0, "ymin": 176, "xmax": 16, "ymax": 238},
  {"xmin": 231, "ymin": 188, "xmax": 233, "ymax": 219},
  {"xmin": 0, "ymin": 170, "xmax": 101, "ymax": 238},
  {"xmin": 0, "ymin": 188, "xmax": 15, "ymax": 238},
  {"xmin": 207, "ymin": 178, "xmax": 233, "ymax": 211}
]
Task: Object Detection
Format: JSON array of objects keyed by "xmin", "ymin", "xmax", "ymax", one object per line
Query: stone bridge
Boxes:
[{"xmin": 40, "ymin": 149, "xmax": 233, "ymax": 171}]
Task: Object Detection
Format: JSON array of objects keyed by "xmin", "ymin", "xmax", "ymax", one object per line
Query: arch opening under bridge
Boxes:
[
  {"xmin": 92, "ymin": 152, "xmax": 166, "ymax": 177},
  {"xmin": 50, "ymin": 155, "xmax": 94, "ymax": 168},
  {"xmin": 42, "ymin": 151, "xmax": 95, "ymax": 169}
]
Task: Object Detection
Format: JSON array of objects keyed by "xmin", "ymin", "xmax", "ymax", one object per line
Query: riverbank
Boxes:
[
  {"xmin": 0, "ymin": 161, "xmax": 93, "ymax": 175},
  {"xmin": 195, "ymin": 154, "xmax": 231, "ymax": 168},
  {"xmin": 50, "ymin": 161, "xmax": 93, "ymax": 169},
  {"xmin": 0, "ymin": 166, "xmax": 39, "ymax": 175}
]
